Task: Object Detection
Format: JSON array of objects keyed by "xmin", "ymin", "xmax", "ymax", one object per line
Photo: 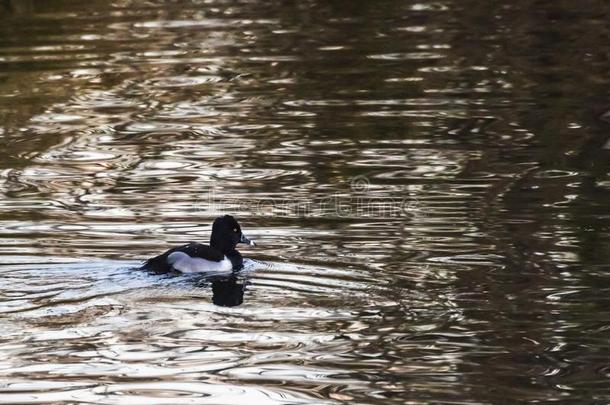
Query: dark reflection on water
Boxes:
[
  {"xmin": 0, "ymin": 0, "xmax": 609, "ymax": 403},
  {"xmin": 211, "ymin": 276, "xmax": 246, "ymax": 307}
]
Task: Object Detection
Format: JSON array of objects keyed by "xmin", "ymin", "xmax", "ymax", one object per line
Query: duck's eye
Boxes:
[{"xmin": 233, "ymin": 228, "xmax": 237, "ymax": 233}]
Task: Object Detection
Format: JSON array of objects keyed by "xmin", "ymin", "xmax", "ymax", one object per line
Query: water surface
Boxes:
[{"xmin": 1, "ymin": 0, "xmax": 610, "ymax": 403}]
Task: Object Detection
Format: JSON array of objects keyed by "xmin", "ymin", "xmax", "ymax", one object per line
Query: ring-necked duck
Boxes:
[{"xmin": 141, "ymin": 215, "xmax": 255, "ymax": 274}]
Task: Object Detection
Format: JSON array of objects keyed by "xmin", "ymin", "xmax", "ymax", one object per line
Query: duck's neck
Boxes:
[
  {"xmin": 210, "ymin": 239, "xmax": 243, "ymax": 269},
  {"xmin": 209, "ymin": 236, "xmax": 232, "ymax": 255},
  {"xmin": 225, "ymin": 249, "xmax": 243, "ymax": 270}
]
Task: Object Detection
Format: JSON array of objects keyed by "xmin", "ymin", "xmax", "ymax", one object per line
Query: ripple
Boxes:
[
  {"xmin": 367, "ymin": 52, "xmax": 446, "ymax": 60},
  {"xmin": 122, "ymin": 122, "xmax": 192, "ymax": 133},
  {"xmin": 146, "ymin": 75, "xmax": 223, "ymax": 88},
  {"xmin": 30, "ymin": 113, "xmax": 85, "ymax": 123}
]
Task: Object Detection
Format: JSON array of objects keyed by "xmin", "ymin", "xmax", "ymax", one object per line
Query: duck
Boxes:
[{"xmin": 141, "ymin": 215, "xmax": 255, "ymax": 274}]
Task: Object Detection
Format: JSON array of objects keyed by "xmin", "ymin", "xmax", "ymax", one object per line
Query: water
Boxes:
[{"xmin": 1, "ymin": 0, "xmax": 609, "ymax": 403}]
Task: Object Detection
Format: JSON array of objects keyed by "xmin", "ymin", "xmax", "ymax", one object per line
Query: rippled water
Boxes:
[{"xmin": 1, "ymin": 0, "xmax": 610, "ymax": 403}]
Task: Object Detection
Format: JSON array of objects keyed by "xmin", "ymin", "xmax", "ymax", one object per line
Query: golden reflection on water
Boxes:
[{"xmin": 0, "ymin": 0, "xmax": 610, "ymax": 403}]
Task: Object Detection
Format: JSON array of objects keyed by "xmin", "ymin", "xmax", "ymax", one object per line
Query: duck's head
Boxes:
[{"xmin": 209, "ymin": 215, "xmax": 255, "ymax": 254}]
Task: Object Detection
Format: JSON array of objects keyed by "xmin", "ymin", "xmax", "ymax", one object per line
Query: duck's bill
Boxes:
[{"xmin": 240, "ymin": 234, "xmax": 256, "ymax": 246}]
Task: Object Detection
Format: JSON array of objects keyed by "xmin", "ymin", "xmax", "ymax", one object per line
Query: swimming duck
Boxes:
[{"xmin": 141, "ymin": 215, "xmax": 255, "ymax": 274}]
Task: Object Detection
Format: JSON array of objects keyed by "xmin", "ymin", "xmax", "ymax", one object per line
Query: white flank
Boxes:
[{"xmin": 167, "ymin": 252, "xmax": 233, "ymax": 274}]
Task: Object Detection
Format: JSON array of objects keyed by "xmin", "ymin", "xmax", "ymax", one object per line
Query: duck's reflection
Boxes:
[
  {"xmin": 154, "ymin": 269, "xmax": 249, "ymax": 307},
  {"xmin": 210, "ymin": 276, "xmax": 246, "ymax": 307}
]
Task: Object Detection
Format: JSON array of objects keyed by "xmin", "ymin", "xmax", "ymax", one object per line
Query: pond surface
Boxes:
[{"xmin": 1, "ymin": 0, "xmax": 609, "ymax": 403}]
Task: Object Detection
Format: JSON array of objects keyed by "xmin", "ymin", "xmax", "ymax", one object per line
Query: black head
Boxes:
[{"xmin": 209, "ymin": 215, "xmax": 255, "ymax": 254}]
